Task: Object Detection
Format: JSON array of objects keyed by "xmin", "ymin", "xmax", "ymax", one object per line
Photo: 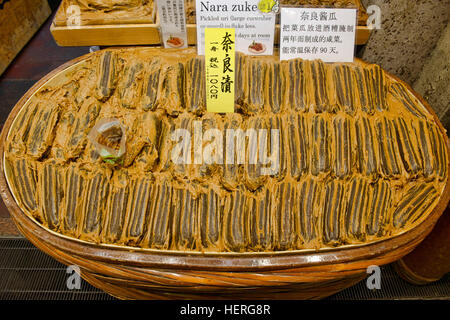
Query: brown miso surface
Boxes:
[{"xmin": 4, "ymin": 47, "xmax": 448, "ymax": 253}]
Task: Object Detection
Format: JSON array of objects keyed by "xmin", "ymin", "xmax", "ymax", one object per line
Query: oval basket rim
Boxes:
[{"xmin": 1, "ymin": 48, "xmax": 449, "ymax": 272}]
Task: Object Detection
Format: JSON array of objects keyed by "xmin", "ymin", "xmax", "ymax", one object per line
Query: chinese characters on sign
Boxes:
[
  {"xmin": 280, "ymin": 8, "xmax": 357, "ymax": 62},
  {"xmin": 205, "ymin": 28, "xmax": 235, "ymax": 113},
  {"xmin": 156, "ymin": 0, "xmax": 188, "ymax": 49}
]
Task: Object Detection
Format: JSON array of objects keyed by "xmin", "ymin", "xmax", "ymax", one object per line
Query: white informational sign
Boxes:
[
  {"xmin": 280, "ymin": 7, "xmax": 357, "ymax": 62},
  {"xmin": 195, "ymin": 0, "xmax": 276, "ymax": 56},
  {"xmin": 156, "ymin": 0, "xmax": 188, "ymax": 49}
]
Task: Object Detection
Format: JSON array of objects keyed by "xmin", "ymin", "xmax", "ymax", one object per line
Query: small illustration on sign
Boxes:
[
  {"xmin": 248, "ymin": 41, "xmax": 266, "ymax": 54},
  {"xmin": 166, "ymin": 36, "xmax": 185, "ymax": 48}
]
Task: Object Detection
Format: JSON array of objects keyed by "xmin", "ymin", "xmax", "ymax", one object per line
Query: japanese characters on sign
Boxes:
[
  {"xmin": 195, "ymin": 0, "xmax": 276, "ymax": 56},
  {"xmin": 156, "ymin": 0, "xmax": 188, "ymax": 49},
  {"xmin": 205, "ymin": 28, "xmax": 235, "ymax": 113},
  {"xmin": 280, "ymin": 7, "xmax": 357, "ymax": 62}
]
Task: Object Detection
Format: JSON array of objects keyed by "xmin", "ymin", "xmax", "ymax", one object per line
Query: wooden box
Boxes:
[
  {"xmin": 0, "ymin": 0, "xmax": 51, "ymax": 75},
  {"xmin": 50, "ymin": 0, "xmax": 371, "ymax": 47}
]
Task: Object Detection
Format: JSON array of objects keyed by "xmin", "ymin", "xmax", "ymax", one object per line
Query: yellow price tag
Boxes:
[{"xmin": 205, "ymin": 28, "xmax": 235, "ymax": 113}]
